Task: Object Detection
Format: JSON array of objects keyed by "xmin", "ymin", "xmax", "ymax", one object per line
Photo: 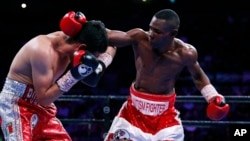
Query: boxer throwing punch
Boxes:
[
  {"xmin": 105, "ymin": 9, "xmax": 230, "ymax": 141},
  {"xmin": 0, "ymin": 11, "xmax": 116, "ymax": 141}
]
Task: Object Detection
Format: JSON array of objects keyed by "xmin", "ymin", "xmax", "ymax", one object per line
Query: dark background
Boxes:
[
  {"xmin": 1, "ymin": 0, "xmax": 250, "ymax": 73},
  {"xmin": 1, "ymin": 0, "xmax": 250, "ymax": 140}
]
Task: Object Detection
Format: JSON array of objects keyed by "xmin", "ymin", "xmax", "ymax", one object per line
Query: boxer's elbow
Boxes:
[
  {"xmin": 36, "ymin": 97, "xmax": 53, "ymax": 107},
  {"xmin": 36, "ymin": 92, "xmax": 58, "ymax": 107}
]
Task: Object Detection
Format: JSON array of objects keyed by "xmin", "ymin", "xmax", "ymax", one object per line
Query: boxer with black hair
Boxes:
[
  {"xmin": 105, "ymin": 9, "xmax": 229, "ymax": 141},
  {"xmin": 0, "ymin": 11, "xmax": 116, "ymax": 141}
]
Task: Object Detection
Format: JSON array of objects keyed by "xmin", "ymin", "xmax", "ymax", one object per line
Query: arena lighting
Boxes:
[
  {"xmin": 169, "ymin": 0, "xmax": 175, "ymax": 3},
  {"xmin": 21, "ymin": 3, "xmax": 27, "ymax": 9},
  {"xmin": 133, "ymin": 0, "xmax": 151, "ymax": 4},
  {"xmin": 137, "ymin": 0, "xmax": 175, "ymax": 4}
]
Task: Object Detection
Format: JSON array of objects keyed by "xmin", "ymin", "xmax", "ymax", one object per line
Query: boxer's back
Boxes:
[{"xmin": 7, "ymin": 33, "xmax": 70, "ymax": 85}]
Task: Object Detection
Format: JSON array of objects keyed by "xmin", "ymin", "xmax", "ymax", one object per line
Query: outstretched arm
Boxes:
[{"xmin": 106, "ymin": 28, "xmax": 138, "ymax": 47}]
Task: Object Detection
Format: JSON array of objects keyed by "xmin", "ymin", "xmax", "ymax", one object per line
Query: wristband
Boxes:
[
  {"xmin": 97, "ymin": 52, "xmax": 113, "ymax": 68},
  {"xmin": 56, "ymin": 71, "xmax": 79, "ymax": 92},
  {"xmin": 201, "ymin": 84, "xmax": 219, "ymax": 103}
]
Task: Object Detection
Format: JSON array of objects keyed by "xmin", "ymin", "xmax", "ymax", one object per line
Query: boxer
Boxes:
[
  {"xmin": 0, "ymin": 11, "xmax": 116, "ymax": 141},
  {"xmin": 105, "ymin": 9, "xmax": 229, "ymax": 141}
]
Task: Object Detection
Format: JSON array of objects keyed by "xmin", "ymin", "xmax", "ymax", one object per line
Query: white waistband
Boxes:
[{"xmin": 1, "ymin": 78, "xmax": 30, "ymax": 97}]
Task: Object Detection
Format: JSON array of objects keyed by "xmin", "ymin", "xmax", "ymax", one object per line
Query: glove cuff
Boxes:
[
  {"xmin": 97, "ymin": 52, "xmax": 113, "ymax": 68},
  {"xmin": 201, "ymin": 84, "xmax": 219, "ymax": 103},
  {"xmin": 56, "ymin": 71, "xmax": 79, "ymax": 92}
]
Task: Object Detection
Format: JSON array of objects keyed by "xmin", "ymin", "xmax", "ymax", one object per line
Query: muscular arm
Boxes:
[
  {"xmin": 106, "ymin": 28, "xmax": 140, "ymax": 47},
  {"xmin": 185, "ymin": 45, "xmax": 230, "ymax": 121},
  {"xmin": 188, "ymin": 61, "xmax": 211, "ymax": 91},
  {"xmin": 185, "ymin": 45, "xmax": 211, "ymax": 91},
  {"xmin": 31, "ymin": 41, "xmax": 65, "ymax": 106}
]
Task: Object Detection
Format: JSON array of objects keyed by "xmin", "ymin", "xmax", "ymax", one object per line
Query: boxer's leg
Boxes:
[{"xmin": 33, "ymin": 116, "xmax": 71, "ymax": 141}]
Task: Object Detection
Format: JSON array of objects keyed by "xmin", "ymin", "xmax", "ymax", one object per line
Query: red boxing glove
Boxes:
[
  {"xmin": 73, "ymin": 49, "xmax": 86, "ymax": 67},
  {"xmin": 60, "ymin": 11, "xmax": 87, "ymax": 37},
  {"xmin": 206, "ymin": 95, "xmax": 230, "ymax": 120}
]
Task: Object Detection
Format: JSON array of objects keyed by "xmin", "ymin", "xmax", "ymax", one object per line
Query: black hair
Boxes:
[
  {"xmin": 69, "ymin": 20, "xmax": 108, "ymax": 53},
  {"xmin": 154, "ymin": 9, "xmax": 180, "ymax": 30}
]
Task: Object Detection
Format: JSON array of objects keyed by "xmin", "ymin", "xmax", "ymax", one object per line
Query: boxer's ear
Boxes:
[{"xmin": 171, "ymin": 29, "xmax": 178, "ymax": 37}]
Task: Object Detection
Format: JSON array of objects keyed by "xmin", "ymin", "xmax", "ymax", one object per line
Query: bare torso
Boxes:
[
  {"xmin": 7, "ymin": 32, "xmax": 70, "ymax": 86},
  {"xmin": 132, "ymin": 30, "xmax": 195, "ymax": 95}
]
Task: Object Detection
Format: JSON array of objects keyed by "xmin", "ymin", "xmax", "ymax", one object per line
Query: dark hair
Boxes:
[
  {"xmin": 69, "ymin": 20, "xmax": 108, "ymax": 53},
  {"xmin": 154, "ymin": 9, "xmax": 180, "ymax": 30}
]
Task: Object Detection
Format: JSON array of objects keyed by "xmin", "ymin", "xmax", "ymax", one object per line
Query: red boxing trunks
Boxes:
[
  {"xmin": 0, "ymin": 78, "xmax": 71, "ymax": 141},
  {"xmin": 105, "ymin": 83, "xmax": 184, "ymax": 141}
]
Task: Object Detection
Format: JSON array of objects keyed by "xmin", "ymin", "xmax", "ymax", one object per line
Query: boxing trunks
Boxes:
[
  {"xmin": 105, "ymin": 83, "xmax": 184, "ymax": 141},
  {"xmin": 0, "ymin": 78, "xmax": 71, "ymax": 141}
]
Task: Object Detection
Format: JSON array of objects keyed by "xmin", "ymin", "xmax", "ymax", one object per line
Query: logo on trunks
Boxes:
[
  {"xmin": 131, "ymin": 95, "xmax": 169, "ymax": 116},
  {"xmin": 78, "ymin": 64, "xmax": 93, "ymax": 77},
  {"xmin": 24, "ymin": 88, "xmax": 38, "ymax": 104},
  {"xmin": 30, "ymin": 114, "xmax": 38, "ymax": 130},
  {"xmin": 111, "ymin": 129, "xmax": 132, "ymax": 141},
  {"xmin": 5, "ymin": 122, "xmax": 13, "ymax": 136}
]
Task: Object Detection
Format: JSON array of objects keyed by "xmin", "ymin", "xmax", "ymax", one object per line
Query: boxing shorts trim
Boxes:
[
  {"xmin": 2, "ymin": 78, "xmax": 38, "ymax": 104},
  {"xmin": 105, "ymin": 83, "xmax": 182, "ymax": 138},
  {"xmin": 130, "ymin": 84, "xmax": 176, "ymax": 116}
]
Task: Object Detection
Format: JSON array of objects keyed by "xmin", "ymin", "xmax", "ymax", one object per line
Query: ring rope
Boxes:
[
  {"xmin": 60, "ymin": 119, "xmax": 250, "ymax": 127},
  {"xmin": 59, "ymin": 95, "xmax": 250, "ymax": 103},
  {"xmin": 58, "ymin": 95, "xmax": 250, "ymax": 128}
]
